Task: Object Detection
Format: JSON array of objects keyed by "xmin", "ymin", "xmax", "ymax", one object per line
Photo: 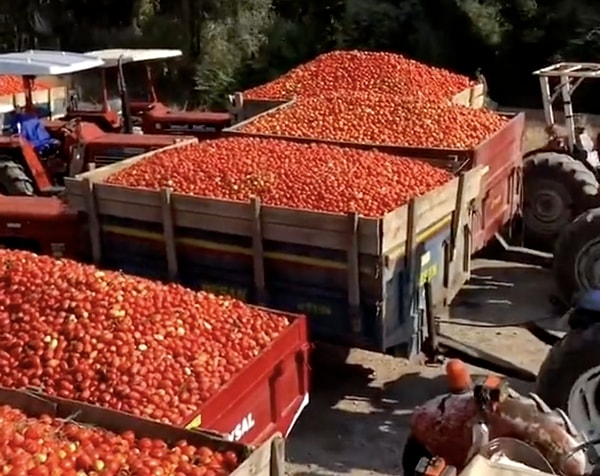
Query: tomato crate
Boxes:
[
  {"xmin": 64, "ymin": 142, "xmax": 486, "ymax": 356},
  {"xmin": 226, "ymin": 99, "xmax": 524, "ymax": 253},
  {"xmin": 0, "ymin": 386, "xmax": 285, "ymax": 476}
]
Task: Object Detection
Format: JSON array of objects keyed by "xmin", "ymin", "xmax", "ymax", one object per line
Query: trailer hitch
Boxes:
[
  {"xmin": 493, "ymin": 232, "xmax": 553, "ymax": 269},
  {"xmin": 422, "ymin": 282, "xmax": 537, "ymax": 382}
]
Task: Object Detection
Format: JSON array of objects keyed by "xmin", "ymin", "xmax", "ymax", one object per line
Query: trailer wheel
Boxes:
[
  {"xmin": 0, "ymin": 159, "xmax": 34, "ymax": 196},
  {"xmin": 402, "ymin": 435, "xmax": 432, "ymax": 476},
  {"xmin": 537, "ymin": 323, "xmax": 600, "ymax": 443},
  {"xmin": 523, "ymin": 152, "xmax": 598, "ymax": 249},
  {"xmin": 554, "ymin": 207, "xmax": 600, "ymax": 303}
]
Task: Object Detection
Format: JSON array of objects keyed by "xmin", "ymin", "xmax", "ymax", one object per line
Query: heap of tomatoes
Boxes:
[
  {"xmin": 105, "ymin": 137, "xmax": 452, "ymax": 217},
  {"xmin": 243, "ymin": 50, "xmax": 475, "ymax": 102},
  {"xmin": 0, "ymin": 76, "xmax": 49, "ymax": 96},
  {"xmin": 239, "ymin": 91, "xmax": 507, "ymax": 149},
  {"xmin": 0, "ymin": 249, "xmax": 290, "ymax": 426},
  {"xmin": 0, "ymin": 405, "xmax": 240, "ymax": 476}
]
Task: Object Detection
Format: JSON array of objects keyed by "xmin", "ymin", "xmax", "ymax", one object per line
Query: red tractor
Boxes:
[
  {"xmin": 64, "ymin": 48, "xmax": 232, "ymax": 138},
  {"xmin": 0, "ymin": 50, "xmax": 194, "ymax": 196}
]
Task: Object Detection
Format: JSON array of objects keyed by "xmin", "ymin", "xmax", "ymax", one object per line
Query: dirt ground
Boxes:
[{"xmin": 284, "ymin": 111, "xmax": 578, "ymax": 476}]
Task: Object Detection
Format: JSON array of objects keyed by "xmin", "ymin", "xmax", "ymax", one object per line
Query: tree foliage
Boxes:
[{"xmin": 6, "ymin": 0, "xmax": 600, "ymax": 109}]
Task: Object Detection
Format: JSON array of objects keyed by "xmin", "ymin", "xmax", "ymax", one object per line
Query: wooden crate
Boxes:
[{"xmin": 0, "ymin": 387, "xmax": 284, "ymax": 476}]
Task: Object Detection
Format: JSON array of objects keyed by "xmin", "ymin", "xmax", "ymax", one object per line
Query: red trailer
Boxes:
[{"xmin": 226, "ymin": 98, "xmax": 525, "ymax": 253}]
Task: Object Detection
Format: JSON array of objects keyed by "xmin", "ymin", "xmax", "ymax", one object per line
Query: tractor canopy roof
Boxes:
[
  {"xmin": 533, "ymin": 62, "xmax": 600, "ymax": 78},
  {"xmin": 0, "ymin": 50, "xmax": 104, "ymax": 76},
  {"xmin": 86, "ymin": 48, "xmax": 183, "ymax": 68}
]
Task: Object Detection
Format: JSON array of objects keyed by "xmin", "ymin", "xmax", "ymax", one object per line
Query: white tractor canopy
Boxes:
[
  {"xmin": 533, "ymin": 62, "xmax": 600, "ymax": 78},
  {"xmin": 0, "ymin": 50, "xmax": 104, "ymax": 76},
  {"xmin": 85, "ymin": 48, "xmax": 183, "ymax": 68}
]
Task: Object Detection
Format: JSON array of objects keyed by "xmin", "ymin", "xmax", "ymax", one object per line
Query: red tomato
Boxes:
[
  {"xmin": 0, "ymin": 405, "xmax": 243, "ymax": 475},
  {"xmin": 106, "ymin": 136, "xmax": 453, "ymax": 217},
  {"xmin": 243, "ymin": 50, "xmax": 474, "ymax": 101},
  {"xmin": 0, "ymin": 249, "xmax": 289, "ymax": 425}
]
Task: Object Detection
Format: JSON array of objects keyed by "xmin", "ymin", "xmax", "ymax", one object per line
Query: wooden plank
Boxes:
[
  {"xmin": 226, "ymin": 98, "xmax": 295, "ymax": 131},
  {"xmin": 83, "ymin": 178, "xmax": 102, "ymax": 264},
  {"xmin": 412, "ymin": 168, "xmax": 484, "ymax": 242},
  {"xmin": 269, "ymin": 436, "xmax": 285, "ymax": 476},
  {"xmin": 79, "ymin": 190, "xmax": 382, "ymax": 254},
  {"xmin": 177, "ymin": 194, "xmax": 380, "ymax": 236},
  {"xmin": 404, "ymin": 198, "xmax": 417, "ymax": 314},
  {"xmin": 177, "ymin": 194, "xmax": 381, "ymax": 244},
  {"xmin": 449, "ymin": 173, "xmax": 466, "ymax": 258},
  {"xmin": 95, "ymin": 184, "xmax": 161, "ymax": 206},
  {"xmin": 346, "ymin": 212, "xmax": 361, "ymax": 334},
  {"xmin": 380, "ymin": 167, "xmax": 486, "ymax": 253},
  {"xmin": 380, "ymin": 206, "xmax": 409, "ymax": 254},
  {"xmin": 470, "ymin": 83, "xmax": 485, "ymax": 109},
  {"xmin": 160, "ymin": 188, "xmax": 178, "ymax": 280},
  {"xmin": 451, "ymin": 87, "xmax": 471, "ymax": 107},
  {"xmin": 233, "ymin": 435, "xmax": 274, "ymax": 476},
  {"xmin": 251, "ymin": 198, "xmax": 267, "ymax": 304}
]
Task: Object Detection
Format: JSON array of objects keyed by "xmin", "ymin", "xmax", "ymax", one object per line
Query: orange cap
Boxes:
[{"xmin": 445, "ymin": 358, "xmax": 472, "ymax": 393}]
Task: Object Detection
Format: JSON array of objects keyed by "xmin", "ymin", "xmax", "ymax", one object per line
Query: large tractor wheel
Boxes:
[
  {"xmin": 523, "ymin": 152, "xmax": 598, "ymax": 250},
  {"xmin": 554, "ymin": 207, "xmax": 600, "ymax": 303},
  {"xmin": 0, "ymin": 159, "xmax": 34, "ymax": 196},
  {"xmin": 536, "ymin": 323, "xmax": 600, "ymax": 443}
]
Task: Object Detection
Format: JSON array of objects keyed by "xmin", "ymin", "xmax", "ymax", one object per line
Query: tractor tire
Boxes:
[
  {"xmin": 402, "ymin": 435, "xmax": 432, "ymax": 476},
  {"xmin": 554, "ymin": 207, "xmax": 600, "ymax": 304},
  {"xmin": 523, "ymin": 152, "xmax": 598, "ymax": 250},
  {"xmin": 0, "ymin": 159, "xmax": 34, "ymax": 196},
  {"xmin": 536, "ymin": 323, "xmax": 600, "ymax": 438}
]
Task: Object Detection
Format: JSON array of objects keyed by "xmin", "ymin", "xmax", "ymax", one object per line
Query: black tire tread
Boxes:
[
  {"xmin": 554, "ymin": 206, "xmax": 600, "ymax": 303},
  {"xmin": 536, "ymin": 323, "xmax": 600, "ymax": 411},
  {"xmin": 523, "ymin": 152, "xmax": 599, "ymax": 247},
  {"xmin": 523, "ymin": 152, "xmax": 598, "ymax": 196},
  {"xmin": 0, "ymin": 158, "xmax": 34, "ymax": 196},
  {"xmin": 402, "ymin": 435, "xmax": 432, "ymax": 476}
]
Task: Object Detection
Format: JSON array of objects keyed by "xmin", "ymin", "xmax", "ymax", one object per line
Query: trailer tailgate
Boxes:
[{"xmin": 185, "ymin": 310, "xmax": 310, "ymax": 445}]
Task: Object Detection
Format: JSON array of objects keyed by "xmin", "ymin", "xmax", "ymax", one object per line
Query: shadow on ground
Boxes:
[
  {"xmin": 449, "ymin": 259, "xmax": 565, "ymax": 332},
  {"xmin": 286, "ymin": 345, "xmax": 537, "ymax": 475}
]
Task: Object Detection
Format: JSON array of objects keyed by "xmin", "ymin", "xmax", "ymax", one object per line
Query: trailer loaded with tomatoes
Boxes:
[
  {"xmin": 227, "ymin": 96, "xmax": 524, "ymax": 253},
  {"xmin": 0, "ymin": 386, "xmax": 284, "ymax": 476},
  {"xmin": 0, "ymin": 249, "xmax": 309, "ymax": 445},
  {"xmin": 63, "ymin": 136, "xmax": 486, "ymax": 356}
]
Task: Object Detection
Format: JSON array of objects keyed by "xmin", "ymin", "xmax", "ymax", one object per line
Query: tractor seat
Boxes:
[{"xmin": 14, "ymin": 114, "xmax": 61, "ymax": 157}]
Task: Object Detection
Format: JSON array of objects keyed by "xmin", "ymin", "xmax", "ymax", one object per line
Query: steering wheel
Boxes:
[{"xmin": 61, "ymin": 117, "xmax": 81, "ymax": 135}]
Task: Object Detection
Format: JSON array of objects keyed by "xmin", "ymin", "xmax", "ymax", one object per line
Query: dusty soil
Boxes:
[{"xmin": 285, "ymin": 258, "xmax": 559, "ymax": 476}]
